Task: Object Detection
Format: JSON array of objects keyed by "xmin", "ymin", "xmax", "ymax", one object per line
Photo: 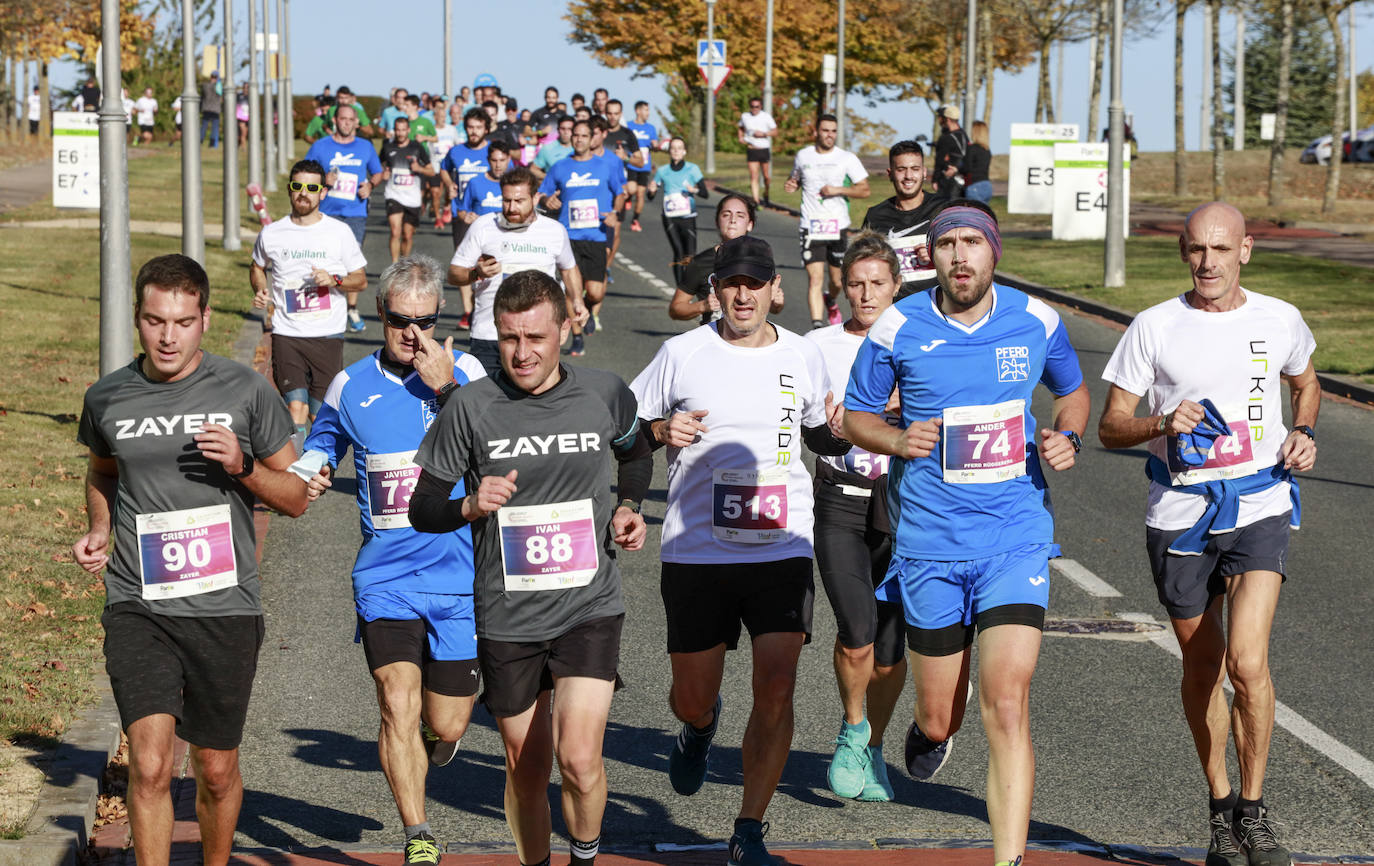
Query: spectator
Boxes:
[
  {"xmin": 201, "ymin": 70, "xmax": 223, "ymax": 147},
  {"xmin": 964, "ymin": 120, "xmax": 992, "ymax": 204},
  {"xmin": 932, "ymin": 104, "xmax": 968, "ymax": 199}
]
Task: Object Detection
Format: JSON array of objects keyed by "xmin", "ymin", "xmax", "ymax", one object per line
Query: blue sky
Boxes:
[{"xmin": 40, "ymin": 0, "xmax": 1374, "ymax": 155}]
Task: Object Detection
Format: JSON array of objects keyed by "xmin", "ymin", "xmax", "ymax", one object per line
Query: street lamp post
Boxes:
[
  {"xmin": 223, "ymin": 0, "xmax": 240, "ymax": 250},
  {"xmin": 763, "ymin": 0, "xmax": 774, "ymax": 114},
  {"xmin": 247, "ymin": 0, "xmax": 261, "ymax": 189},
  {"xmin": 964, "ymin": 0, "xmax": 978, "ymax": 127},
  {"xmin": 181, "ymin": 0, "xmax": 204, "ymax": 264},
  {"xmin": 445, "ymin": 0, "xmax": 453, "ymax": 102},
  {"xmin": 705, "ymin": 0, "xmax": 716, "ymax": 174},
  {"xmin": 262, "ymin": 0, "xmax": 277, "ymax": 192},
  {"xmin": 99, "ymin": 0, "xmax": 133, "ymax": 375},
  {"xmin": 836, "ymin": 0, "xmax": 846, "ymax": 148},
  {"xmin": 1104, "ymin": 0, "xmax": 1126, "ymax": 287},
  {"xmin": 279, "ymin": 0, "xmax": 292, "ymax": 163}
]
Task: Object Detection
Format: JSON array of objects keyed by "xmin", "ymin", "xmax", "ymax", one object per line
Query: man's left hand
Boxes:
[
  {"xmin": 612, "ymin": 508, "xmax": 647, "ymax": 551},
  {"xmin": 1281, "ymin": 429, "xmax": 1316, "ymax": 471},
  {"xmin": 1039, "ymin": 428, "xmax": 1077, "ymax": 472},
  {"xmin": 195, "ymin": 422, "xmax": 248, "ymax": 476}
]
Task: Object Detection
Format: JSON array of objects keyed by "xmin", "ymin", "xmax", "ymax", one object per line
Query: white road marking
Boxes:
[
  {"xmin": 1051, "ymin": 558, "xmax": 1123, "ymax": 597},
  {"xmin": 616, "ymin": 253, "xmax": 676, "ymax": 299}
]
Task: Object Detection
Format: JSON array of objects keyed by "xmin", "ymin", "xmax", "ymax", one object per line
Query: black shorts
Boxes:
[
  {"xmin": 1146, "ymin": 511, "xmax": 1291, "ymax": 619},
  {"xmin": 813, "ymin": 482, "xmax": 904, "ymax": 668},
  {"xmin": 357, "ymin": 615, "xmax": 479, "ymax": 698},
  {"xmin": 139, "ymin": 124, "xmax": 154, "ymax": 134},
  {"xmin": 627, "ymin": 169, "xmax": 651, "ymax": 186},
  {"xmin": 746, "ymin": 147, "xmax": 772, "ymax": 164},
  {"xmin": 799, "ymin": 226, "xmax": 849, "ymax": 268},
  {"xmin": 661, "ymin": 557, "xmax": 814, "ymax": 654},
  {"xmin": 385, "ymin": 198, "xmax": 421, "ymax": 226},
  {"xmin": 571, "ymin": 239, "xmax": 608, "ymax": 284},
  {"xmin": 450, "ymin": 215, "xmax": 469, "ymax": 249},
  {"xmin": 271, "ymin": 334, "xmax": 343, "ymax": 402},
  {"xmin": 102, "ymin": 602, "xmax": 265, "ymax": 750},
  {"xmin": 478, "ymin": 614, "xmax": 623, "ymax": 718},
  {"xmin": 422, "ymin": 172, "xmax": 442, "ymax": 190}
]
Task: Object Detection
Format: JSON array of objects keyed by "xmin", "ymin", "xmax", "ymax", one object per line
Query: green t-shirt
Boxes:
[
  {"xmin": 327, "ymin": 102, "xmax": 372, "ymax": 127},
  {"xmin": 408, "ymin": 115, "xmax": 438, "ymax": 156},
  {"xmin": 304, "ymin": 115, "xmax": 329, "ymax": 139}
]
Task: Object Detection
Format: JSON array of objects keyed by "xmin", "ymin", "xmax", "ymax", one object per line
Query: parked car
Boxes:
[{"xmin": 1300, "ymin": 126, "xmax": 1374, "ymax": 164}]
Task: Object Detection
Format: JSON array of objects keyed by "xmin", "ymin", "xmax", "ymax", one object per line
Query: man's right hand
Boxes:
[
  {"xmin": 252, "ymin": 286, "xmax": 269, "ymax": 309},
  {"xmin": 467, "ymin": 470, "xmax": 518, "ymax": 519},
  {"xmin": 306, "ymin": 465, "xmax": 333, "ymax": 502},
  {"xmin": 1162, "ymin": 399, "xmax": 1204, "ymax": 436},
  {"xmin": 898, "ymin": 418, "xmax": 942, "ymax": 459},
  {"xmin": 657, "ymin": 410, "xmax": 711, "ymax": 448},
  {"xmin": 783, "ymin": 175, "xmax": 799, "ymax": 193},
  {"xmin": 72, "ymin": 530, "xmax": 109, "ymax": 574},
  {"xmin": 476, "ymin": 255, "xmax": 502, "ymax": 278}
]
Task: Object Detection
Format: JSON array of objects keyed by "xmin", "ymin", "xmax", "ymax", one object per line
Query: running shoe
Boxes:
[
  {"xmin": 857, "ymin": 744, "xmax": 894, "ymax": 802},
  {"xmin": 421, "ymin": 722, "xmax": 459, "ymax": 768},
  {"xmin": 347, "ymin": 307, "xmax": 366, "ymax": 333},
  {"xmin": 727, "ymin": 820, "xmax": 771, "ymax": 866},
  {"xmin": 584, "ymin": 312, "xmax": 598, "ymax": 335},
  {"xmin": 1234, "ymin": 804, "xmax": 1293, "ymax": 866},
  {"xmin": 1206, "ymin": 808, "xmax": 1247, "ymax": 866},
  {"xmin": 903, "ymin": 720, "xmax": 952, "ymax": 781},
  {"xmin": 824, "ymin": 292, "xmax": 842, "ymax": 325},
  {"xmin": 827, "ymin": 718, "xmax": 870, "ymax": 799},
  {"xmin": 403, "ymin": 832, "xmax": 441, "ymax": 865},
  {"xmin": 568, "ymin": 334, "xmax": 586, "ymax": 357},
  {"xmin": 630, "ymin": 219, "xmax": 642, "ymax": 232},
  {"xmin": 456, "ymin": 313, "xmax": 471, "ymax": 330},
  {"xmin": 667, "ymin": 694, "xmax": 720, "ymax": 796}
]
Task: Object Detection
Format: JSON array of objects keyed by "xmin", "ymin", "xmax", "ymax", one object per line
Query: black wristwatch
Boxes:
[
  {"xmin": 1059, "ymin": 430, "xmax": 1083, "ymax": 453},
  {"xmin": 435, "ymin": 380, "xmax": 459, "ymax": 406},
  {"xmin": 1292, "ymin": 425, "xmax": 1315, "ymax": 442},
  {"xmin": 230, "ymin": 453, "xmax": 255, "ymax": 478},
  {"xmin": 617, "ymin": 498, "xmax": 642, "ymax": 514}
]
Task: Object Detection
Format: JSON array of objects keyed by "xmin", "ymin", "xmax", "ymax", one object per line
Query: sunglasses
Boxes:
[
  {"xmin": 288, "ymin": 181, "xmax": 326, "ymax": 193},
  {"xmin": 384, "ymin": 309, "xmax": 439, "ymax": 330}
]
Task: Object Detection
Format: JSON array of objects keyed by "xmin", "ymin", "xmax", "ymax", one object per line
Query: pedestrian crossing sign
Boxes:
[{"xmin": 697, "ymin": 40, "xmax": 727, "ymax": 66}]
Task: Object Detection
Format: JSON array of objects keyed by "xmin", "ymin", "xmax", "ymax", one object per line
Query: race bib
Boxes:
[
  {"xmin": 843, "ymin": 448, "xmax": 890, "ymax": 480},
  {"xmin": 330, "ymin": 172, "xmax": 358, "ymax": 199},
  {"xmin": 808, "ymin": 218, "xmax": 841, "ymax": 241},
  {"xmin": 888, "ymin": 234, "xmax": 928, "ymax": 281},
  {"xmin": 392, "ymin": 168, "xmax": 416, "ymax": 187},
  {"xmin": 497, "ymin": 498, "xmax": 599, "ymax": 591},
  {"xmin": 569, "ymin": 199, "xmax": 600, "ymax": 230},
  {"xmin": 712, "ymin": 467, "xmax": 788, "ymax": 543},
  {"xmin": 1166, "ymin": 415, "xmax": 1259, "ymax": 484},
  {"xmin": 366, "ymin": 451, "xmax": 421, "ymax": 529},
  {"xmin": 280, "ymin": 277, "xmax": 333, "ymax": 320},
  {"xmin": 942, "ymin": 399, "xmax": 1027, "ymax": 484},
  {"xmin": 664, "ymin": 193, "xmax": 693, "ymax": 218},
  {"xmin": 136, "ymin": 504, "xmax": 238, "ymax": 600}
]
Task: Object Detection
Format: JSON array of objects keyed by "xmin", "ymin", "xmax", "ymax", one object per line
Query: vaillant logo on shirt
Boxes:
[
  {"xmin": 114, "ymin": 412, "xmax": 233, "ymax": 439},
  {"xmin": 566, "ymin": 171, "xmax": 600, "ymax": 188},
  {"xmin": 487, "ymin": 433, "xmax": 602, "ymax": 459},
  {"xmin": 996, "ymin": 346, "xmax": 1030, "ymax": 382}
]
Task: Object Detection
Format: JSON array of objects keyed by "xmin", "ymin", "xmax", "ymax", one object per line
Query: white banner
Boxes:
[
  {"xmin": 1051, "ymin": 142, "xmax": 1130, "ymax": 241},
  {"xmin": 1007, "ymin": 123, "xmax": 1078, "ymax": 214},
  {"xmin": 52, "ymin": 111, "xmax": 99, "ymax": 209}
]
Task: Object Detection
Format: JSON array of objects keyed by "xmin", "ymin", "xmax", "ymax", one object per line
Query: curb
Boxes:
[
  {"xmin": 709, "ymin": 182, "xmax": 1374, "ymax": 406},
  {"xmin": 0, "ymin": 676, "xmax": 122, "ymax": 866}
]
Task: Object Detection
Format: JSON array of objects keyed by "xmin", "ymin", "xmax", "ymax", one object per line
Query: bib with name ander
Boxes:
[{"xmin": 941, "ymin": 399, "xmax": 1026, "ymax": 484}]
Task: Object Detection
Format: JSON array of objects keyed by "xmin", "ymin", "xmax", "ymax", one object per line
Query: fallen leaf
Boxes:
[{"xmin": 46, "ymin": 659, "xmax": 68, "ymax": 671}]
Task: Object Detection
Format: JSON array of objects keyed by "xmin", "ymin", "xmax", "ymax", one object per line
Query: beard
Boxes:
[{"xmin": 938, "ymin": 266, "xmax": 993, "ymax": 312}]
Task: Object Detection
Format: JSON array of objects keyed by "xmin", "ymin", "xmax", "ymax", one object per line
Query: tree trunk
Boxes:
[
  {"xmin": 23, "ymin": 57, "xmax": 33, "ymax": 138},
  {"xmin": 1267, "ymin": 0, "xmax": 1294, "ymax": 206},
  {"xmin": 38, "ymin": 61, "xmax": 50, "ymax": 140},
  {"xmin": 944, "ymin": 18, "xmax": 958, "ymax": 112},
  {"xmin": 1211, "ymin": 0, "xmax": 1225, "ymax": 198},
  {"xmin": 1322, "ymin": 0, "xmax": 1347, "ymax": 213},
  {"xmin": 1037, "ymin": 39, "xmax": 1053, "ymax": 122},
  {"xmin": 1174, "ymin": 0, "xmax": 1188, "ymax": 195},
  {"xmin": 981, "ymin": 4, "xmax": 994, "ymax": 124},
  {"xmin": 1, "ymin": 54, "xmax": 10, "ymax": 135},
  {"xmin": 1089, "ymin": 0, "xmax": 1108, "ymax": 139}
]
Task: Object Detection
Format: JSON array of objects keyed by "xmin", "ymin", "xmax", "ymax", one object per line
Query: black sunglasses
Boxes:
[
  {"xmin": 384, "ymin": 309, "xmax": 439, "ymax": 330},
  {"xmin": 288, "ymin": 181, "xmax": 327, "ymax": 193}
]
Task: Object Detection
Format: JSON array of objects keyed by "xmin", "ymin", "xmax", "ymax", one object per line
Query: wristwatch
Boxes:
[
  {"xmin": 1292, "ymin": 425, "xmax": 1315, "ymax": 442},
  {"xmin": 617, "ymin": 499, "xmax": 642, "ymax": 514},
  {"xmin": 1060, "ymin": 430, "xmax": 1083, "ymax": 453},
  {"xmin": 230, "ymin": 453, "xmax": 254, "ymax": 478}
]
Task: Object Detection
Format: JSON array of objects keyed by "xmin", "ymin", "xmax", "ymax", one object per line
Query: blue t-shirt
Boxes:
[
  {"xmin": 305, "ymin": 137, "xmax": 383, "ymax": 219},
  {"xmin": 652, "ymin": 161, "xmax": 705, "ymax": 218},
  {"xmin": 845, "ymin": 285, "xmax": 1084, "ymax": 561},
  {"xmin": 627, "ymin": 121, "xmax": 657, "ymax": 164},
  {"xmin": 459, "ymin": 173, "xmax": 503, "ymax": 217},
  {"xmin": 379, "ymin": 104, "xmax": 404, "ymax": 133},
  {"xmin": 305, "ymin": 350, "xmax": 488, "ymax": 596},
  {"xmin": 440, "ymin": 142, "xmax": 491, "ymax": 208},
  {"xmin": 538, "ymin": 154, "xmax": 625, "ymax": 242}
]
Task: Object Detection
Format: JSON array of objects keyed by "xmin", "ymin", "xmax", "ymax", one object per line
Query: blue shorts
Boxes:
[
  {"xmin": 356, "ymin": 590, "xmax": 478, "ymax": 662},
  {"xmin": 880, "ymin": 543, "xmax": 1053, "ymax": 631}
]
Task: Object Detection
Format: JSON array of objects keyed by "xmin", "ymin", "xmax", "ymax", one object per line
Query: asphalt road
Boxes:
[{"xmin": 236, "ymin": 193, "xmax": 1374, "ymax": 860}]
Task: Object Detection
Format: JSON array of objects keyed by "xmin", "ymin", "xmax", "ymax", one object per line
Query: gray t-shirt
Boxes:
[
  {"xmin": 415, "ymin": 364, "xmax": 639, "ymax": 642},
  {"xmin": 77, "ymin": 353, "xmax": 294, "ymax": 617}
]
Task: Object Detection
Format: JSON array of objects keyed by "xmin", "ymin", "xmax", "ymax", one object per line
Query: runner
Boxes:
[
  {"xmin": 440, "ymin": 107, "xmax": 494, "ymax": 330},
  {"xmin": 303, "ymin": 97, "xmax": 332, "ymax": 144},
  {"xmin": 805, "ymin": 231, "xmax": 906, "ymax": 802},
  {"xmin": 304, "ymin": 102, "xmax": 383, "ymax": 333},
  {"xmin": 1097, "ymin": 201, "xmax": 1318, "ymax": 866},
  {"xmin": 646, "ymin": 136, "xmax": 706, "ymax": 284},
  {"xmin": 593, "ymin": 113, "xmax": 634, "ymax": 277},
  {"xmin": 861, "ymin": 140, "xmax": 947, "ymax": 298},
  {"xmin": 783, "ymin": 114, "xmax": 870, "ymax": 331},
  {"xmin": 410, "ymin": 269, "xmax": 651, "ymax": 866},
  {"xmin": 625, "ymin": 101, "xmax": 660, "ymax": 230},
  {"xmin": 630, "ymin": 236, "xmax": 851, "ymax": 866},
  {"xmin": 133, "ymin": 87, "xmax": 158, "ymax": 145},
  {"xmin": 456, "ymin": 140, "xmax": 510, "ymax": 227},
  {"xmin": 604, "ymin": 99, "xmax": 648, "ymax": 232},
  {"xmin": 381, "ymin": 116, "xmax": 437, "ymax": 264},
  {"xmin": 530, "ymin": 86, "xmax": 561, "ymax": 131},
  {"xmin": 737, "ymin": 96, "xmax": 778, "ymax": 204},
  {"xmin": 380, "ymin": 87, "xmax": 409, "ymax": 141},
  {"xmin": 448, "ymin": 165, "xmax": 586, "ymax": 375},
  {"xmin": 300, "ymin": 255, "xmax": 487, "ymax": 866},
  {"xmin": 591, "ymin": 87, "xmax": 609, "ymax": 118},
  {"xmin": 843, "ymin": 202, "xmax": 1089, "ymax": 866},
  {"xmin": 327, "ymin": 87, "xmax": 374, "ymax": 137},
  {"xmin": 531, "ymin": 115, "xmax": 575, "ymax": 182},
  {"xmin": 430, "ymin": 97, "xmax": 460, "ymax": 228},
  {"xmin": 668, "ymin": 194, "xmax": 782, "ymax": 325},
  {"xmin": 400, "ymin": 94, "xmax": 441, "ymax": 224},
  {"xmin": 73, "ymin": 254, "xmax": 307, "ymax": 866},
  {"xmin": 538, "ymin": 118, "xmax": 625, "ymax": 357},
  {"xmin": 250, "ymin": 159, "xmax": 369, "ymax": 439},
  {"xmin": 27, "ymin": 85, "xmax": 41, "ymax": 135}
]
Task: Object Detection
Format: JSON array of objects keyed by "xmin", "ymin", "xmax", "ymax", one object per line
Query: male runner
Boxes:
[
  {"xmin": 784, "ymin": 114, "xmax": 870, "ymax": 331},
  {"xmin": 327, "ymin": 87, "xmax": 374, "ymax": 136},
  {"xmin": 630, "ymin": 236, "xmax": 851, "ymax": 866},
  {"xmin": 1098, "ymin": 201, "xmax": 1318, "ymax": 866},
  {"xmin": 448, "ymin": 165, "xmax": 586, "ymax": 374},
  {"xmin": 538, "ymin": 118, "xmax": 625, "ymax": 357},
  {"xmin": 591, "ymin": 115, "xmax": 632, "ymax": 278},
  {"xmin": 305, "ymin": 103, "xmax": 382, "ymax": 332},
  {"xmin": 737, "ymin": 96, "xmax": 778, "ymax": 204},
  {"xmin": 133, "ymin": 87, "xmax": 158, "ymax": 145},
  {"xmin": 531, "ymin": 115, "xmax": 575, "ymax": 182},
  {"xmin": 604, "ymin": 99, "xmax": 648, "ymax": 231},
  {"xmin": 380, "ymin": 87, "xmax": 409, "ymax": 140},
  {"xmin": 440, "ymin": 107, "xmax": 494, "ymax": 329},
  {"xmin": 381, "ymin": 116, "xmax": 437, "ymax": 264},
  {"xmin": 530, "ymin": 86, "xmax": 561, "ymax": 131},
  {"xmin": 806, "ymin": 231, "xmax": 906, "ymax": 802},
  {"xmin": 74, "ymin": 254, "xmax": 307, "ymax": 866},
  {"xmin": 430, "ymin": 98, "xmax": 460, "ymax": 227},
  {"xmin": 401, "ymin": 95, "xmax": 441, "ymax": 223},
  {"xmin": 626, "ymin": 101, "xmax": 660, "ymax": 229},
  {"xmin": 301, "ymin": 255, "xmax": 486, "ymax": 866},
  {"xmin": 250, "ymin": 160, "xmax": 369, "ymax": 440},
  {"xmin": 591, "ymin": 87, "xmax": 609, "ymax": 118},
  {"xmin": 410, "ymin": 270, "xmax": 651, "ymax": 866},
  {"xmin": 861, "ymin": 140, "xmax": 947, "ymax": 297},
  {"xmin": 843, "ymin": 202, "xmax": 1089, "ymax": 866},
  {"xmin": 456, "ymin": 140, "xmax": 511, "ymax": 226}
]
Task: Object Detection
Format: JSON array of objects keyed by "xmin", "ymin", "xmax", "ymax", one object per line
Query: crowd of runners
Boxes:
[{"xmin": 74, "ymin": 76, "xmax": 1319, "ymax": 866}]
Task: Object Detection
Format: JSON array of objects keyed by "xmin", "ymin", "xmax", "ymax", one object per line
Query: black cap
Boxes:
[{"xmin": 714, "ymin": 236, "xmax": 776, "ymax": 283}]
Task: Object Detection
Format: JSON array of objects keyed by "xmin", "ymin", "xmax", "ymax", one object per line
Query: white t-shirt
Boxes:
[
  {"xmin": 27, "ymin": 93, "xmax": 41, "ymax": 121},
  {"xmin": 433, "ymin": 124, "xmax": 461, "ymax": 162},
  {"xmin": 1101, "ymin": 288, "xmax": 1316, "ymax": 530},
  {"xmin": 449, "ymin": 212, "xmax": 575, "ymax": 341},
  {"xmin": 172, "ymin": 96, "xmax": 182, "ymax": 125},
  {"xmin": 251, "ymin": 214, "xmax": 368, "ymax": 338},
  {"xmin": 806, "ymin": 324, "xmax": 896, "ymax": 482},
  {"xmin": 791, "ymin": 145, "xmax": 867, "ymax": 237},
  {"xmin": 134, "ymin": 96, "xmax": 158, "ymax": 126},
  {"xmin": 121, "ymin": 95, "xmax": 134, "ymax": 125},
  {"xmin": 739, "ymin": 111, "xmax": 777, "ymax": 149},
  {"xmin": 630, "ymin": 323, "xmax": 832, "ymax": 564}
]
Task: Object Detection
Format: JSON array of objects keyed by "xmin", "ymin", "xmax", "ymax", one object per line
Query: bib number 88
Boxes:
[
  {"xmin": 163, "ymin": 538, "xmax": 212, "ymax": 572},
  {"xmin": 526, "ymin": 533, "xmax": 574, "ymax": 565}
]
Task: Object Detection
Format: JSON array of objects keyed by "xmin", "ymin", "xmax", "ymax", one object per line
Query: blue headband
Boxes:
[{"xmin": 928, "ymin": 206, "xmax": 1002, "ymax": 264}]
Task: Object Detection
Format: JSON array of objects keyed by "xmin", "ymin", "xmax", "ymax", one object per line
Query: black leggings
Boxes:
[{"xmin": 662, "ymin": 215, "xmax": 698, "ymax": 284}]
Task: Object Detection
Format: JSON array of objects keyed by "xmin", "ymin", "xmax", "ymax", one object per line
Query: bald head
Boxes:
[
  {"xmin": 1183, "ymin": 201, "xmax": 1246, "ymax": 239},
  {"xmin": 1180, "ymin": 201, "xmax": 1253, "ymax": 308}
]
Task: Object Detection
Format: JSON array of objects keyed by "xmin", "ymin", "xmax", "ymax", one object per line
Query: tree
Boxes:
[
  {"xmin": 1210, "ymin": 0, "xmax": 1224, "ymax": 197},
  {"xmin": 1231, "ymin": 0, "xmax": 1335, "ymax": 147},
  {"xmin": 1174, "ymin": 0, "xmax": 1194, "ymax": 194},
  {"xmin": 1315, "ymin": 0, "xmax": 1354, "ymax": 212},
  {"xmin": 1267, "ymin": 0, "xmax": 1295, "ymax": 205},
  {"xmin": 1005, "ymin": 0, "xmax": 1093, "ymax": 122},
  {"xmin": 1358, "ymin": 68, "xmax": 1374, "ymax": 122}
]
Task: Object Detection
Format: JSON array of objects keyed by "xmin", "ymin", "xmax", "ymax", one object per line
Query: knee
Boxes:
[
  {"xmin": 751, "ymin": 667, "xmax": 798, "ymax": 718},
  {"xmin": 982, "ymin": 689, "xmax": 1030, "ymax": 738},
  {"xmin": 556, "ymin": 747, "xmax": 604, "ymax": 795},
  {"xmin": 426, "ymin": 713, "xmax": 470, "ymax": 744},
  {"xmin": 377, "ymin": 684, "xmax": 422, "ymax": 728},
  {"xmin": 914, "ymin": 705, "xmax": 959, "ymax": 743},
  {"xmin": 1225, "ymin": 647, "xmax": 1271, "ymax": 694},
  {"xmin": 669, "ymin": 684, "xmax": 717, "ymax": 725},
  {"xmin": 195, "ymin": 757, "xmax": 241, "ymax": 800},
  {"xmin": 838, "ymin": 642, "xmax": 874, "ymax": 666},
  {"xmin": 127, "ymin": 749, "xmax": 175, "ymax": 795},
  {"xmin": 1181, "ymin": 647, "xmax": 1226, "ymax": 689}
]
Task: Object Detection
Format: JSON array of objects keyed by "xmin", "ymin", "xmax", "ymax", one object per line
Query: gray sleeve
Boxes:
[
  {"xmin": 416, "ymin": 392, "xmax": 474, "ymax": 483},
  {"xmin": 248, "ymin": 374, "xmax": 296, "ymax": 459},
  {"xmin": 76, "ymin": 390, "xmax": 112, "ymax": 457}
]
